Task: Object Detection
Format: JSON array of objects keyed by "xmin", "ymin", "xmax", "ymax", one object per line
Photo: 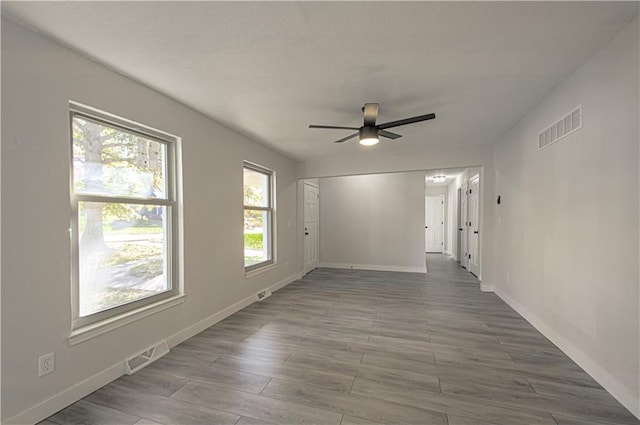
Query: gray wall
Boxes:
[
  {"xmin": 492, "ymin": 17, "xmax": 639, "ymax": 415},
  {"xmin": 1, "ymin": 19, "xmax": 299, "ymax": 422},
  {"xmin": 318, "ymin": 172, "xmax": 426, "ymax": 272}
]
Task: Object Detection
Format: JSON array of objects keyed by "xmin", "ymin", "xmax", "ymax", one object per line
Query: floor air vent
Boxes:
[
  {"xmin": 256, "ymin": 288, "xmax": 272, "ymax": 301},
  {"xmin": 124, "ymin": 340, "xmax": 169, "ymax": 375},
  {"xmin": 538, "ymin": 105, "xmax": 582, "ymax": 150}
]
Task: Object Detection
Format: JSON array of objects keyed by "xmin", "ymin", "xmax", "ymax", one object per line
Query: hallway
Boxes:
[{"xmin": 41, "ymin": 255, "xmax": 638, "ymax": 425}]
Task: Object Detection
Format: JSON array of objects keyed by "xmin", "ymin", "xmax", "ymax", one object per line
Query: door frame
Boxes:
[
  {"xmin": 303, "ymin": 181, "xmax": 320, "ymax": 274},
  {"xmin": 425, "ymin": 195, "xmax": 445, "ymax": 253},
  {"xmin": 460, "ymin": 180, "xmax": 469, "ymax": 269},
  {"xmin": 468, "ymin": 174, "xmax": 480, "ymax": 277},
  {"xmin": 457, "ymin": 187, "xmax": 462, "ymax": 262}
]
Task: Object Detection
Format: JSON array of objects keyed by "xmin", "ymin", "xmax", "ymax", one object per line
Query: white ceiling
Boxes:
[
  {"xmin": 3, "ymin": 2, "xmax": 637, "ymax": 161},
  {"xmin": 424, "ymin": 168, "xmax": 466, "ymax": 187}
]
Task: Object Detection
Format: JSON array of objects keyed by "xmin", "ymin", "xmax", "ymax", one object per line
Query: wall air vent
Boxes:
[
  {"xmin": 256, "ymin": 288, "xmax": 272, "ymax": 301},
  {"xmin": 538, "ymin": 105, "xmax": 582, "ymax": 150},
  {"xmin": 124, "ymin": 340, "xmax": 169, "ymax": 375}
]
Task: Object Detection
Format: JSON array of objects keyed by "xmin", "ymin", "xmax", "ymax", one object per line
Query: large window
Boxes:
[
  {"xmin": 70, "ymin": 104, "xmax": 179, "ymax": 329},
  {"xmin": 243, "ymin": 162, "xmax": 274, "ymax": 272}
]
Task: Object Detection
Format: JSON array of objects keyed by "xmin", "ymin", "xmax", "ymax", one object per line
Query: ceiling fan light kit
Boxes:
[
  {"xmin": 309, "ymin": 103, "xmax": 436, "ymax": 146},
  {"xmin": 359, "ymin": 127, "xmax": 379, "ymax": 146}
]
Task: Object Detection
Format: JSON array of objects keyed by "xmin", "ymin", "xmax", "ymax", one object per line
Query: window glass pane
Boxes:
[
  {"xmin": 72, "ymin": 116, "xmax": 167, "ymax": 199},
  {"xmin": 244, "ymin": 209, "xmax": 270, "ymax": 266},
  {"xmin": 243, "ymin": 168, "xmax": 269, "ymax": 207},
  {"xmin": 78, "ymin": 201, "xmax": 169, "ymax": 316}
]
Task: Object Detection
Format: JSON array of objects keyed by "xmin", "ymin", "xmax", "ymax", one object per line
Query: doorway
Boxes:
[
  {"xmin": 457, "ymin": 187, "xmax": 462, "ymax": 262},
  {"xmin": 425, "ymin": 195, "xmax": 444, "ymax": 253},
  {"xmin": 303, "ymin": 181, "xmax": 319, "ymax": 274},
  {"xmin": 468, "ymin": 174, "xmax": 480, "ymax": 276},
  {"xmin": 460, "ymin": 180, "xmax": 469, "ymax": 269}
]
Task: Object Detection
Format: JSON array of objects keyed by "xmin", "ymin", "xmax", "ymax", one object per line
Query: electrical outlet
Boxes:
[{"xmin": 39, "ymin": 352, "xmax": 55, "ymax": 377}]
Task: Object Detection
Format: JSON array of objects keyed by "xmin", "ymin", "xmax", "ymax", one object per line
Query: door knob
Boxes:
[
  {"xmin": 458, "ymin": 228, "xmax": 463, "ymax": 231},
  {"xmin": 473, "ymin": 231, "xmax": 478, "ymax": 234}
]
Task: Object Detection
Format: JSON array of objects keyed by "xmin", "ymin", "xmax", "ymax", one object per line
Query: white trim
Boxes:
[
  {"xmin": 244, "ymin": 262, "xmax": 278, "ymax": 278},
  {"xmin": 4, "ymin": 362, "xmax": 124, "ymax": 425},
  {"xmin": 69, "ymin": 101, "xmax": 180, "ymax": 143},
  {"xmin": 425, "ymin": 194, "xmax": 445, "ymax": 253},
  {"xmin": 271, "ymin": 272, "xmax": 303, "ymax": 292},
  {"xmin": 11, "ymin": 272, "xmax": 301, "ymax": 425},
  {"xmin": 494, "ymin": 287, "xmax": 640, "ymax": 420},
  {"xmin": 166, "ymin": 272, "xmax": 300, "ymax": 348},
  {"xmin": 243, "ymin": 161, "xmax": 275, "ymax": 274},
  {"xmin": 467, "ymin": 173, "xmax": 481, "ymax": 278},
  {"xmin": 68, "ymin": 294, "xmax": 186, "ymax": 346},
  {"xmin": 69, "ymin": 105, "xmax": 181, "ymax": 330},
  {"xmin": 302, "ymin": 181, "xmax": 320, "ymax": 275},
  {"xmin": 123, "ymin": 340, "xmax": 170, "ymax": 375},
  {"xmin": 480, "ymin": 284, "xmax": 494, "ymax": 292},
  {"xmin": 318, "ymin": 262, "xmax": 426, "ymax": 274}
]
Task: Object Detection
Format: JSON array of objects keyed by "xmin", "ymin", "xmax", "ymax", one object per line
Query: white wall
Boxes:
[
  {"xmin": 297, "ymin": 145, "xmax": 491, "ymax": 180},
  {"xmin": 318, "ymin": 172, "xmax": 426, "ymax": 273},
  {"xmin": 297, "ymin": 145, "xmax": 495, "ymax": 286},
  {"xmin": 492, "ymin": 17, "xmax": 639, "ymax": 417},
  {"xmin": 1, "ymin": 19, "xmax": 300, "ymax": 423}
]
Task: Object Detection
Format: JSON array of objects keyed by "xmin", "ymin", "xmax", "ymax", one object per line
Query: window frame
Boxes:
[
  {"xmin": 243, "ymin": 161, "xmax": 275, "ymax": 273},
  {"xmin": 69, "ymin": 103, "xmax": 180, "ymax": 330}
]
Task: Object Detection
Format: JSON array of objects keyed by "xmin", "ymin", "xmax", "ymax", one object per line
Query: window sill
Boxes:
[
  {"xmin": 245, "ymin": 262, "xmax": 277, "ymax": 278},
  {"xmin": 68, "ymin": 294, "xmax": 185, "ymax": 346}
]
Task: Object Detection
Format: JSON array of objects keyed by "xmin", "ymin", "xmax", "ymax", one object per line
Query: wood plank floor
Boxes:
[{"xmin": 41, "ymin": 255, "xmax": 639, "ymax": 425}]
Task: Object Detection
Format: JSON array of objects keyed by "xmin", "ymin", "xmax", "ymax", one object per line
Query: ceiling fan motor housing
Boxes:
[
  {"xmin": 359, "ymin": 126, "xmax": 378, "ymax": 140},
  {"xmin": 309, "ymin": 103, "xmax": 435, "ymax": 144}
]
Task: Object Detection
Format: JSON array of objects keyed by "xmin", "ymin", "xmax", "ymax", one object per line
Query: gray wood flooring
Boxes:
[{"xmin": 41, "ymin": 255, "xmax": 639, "ymax": 425}]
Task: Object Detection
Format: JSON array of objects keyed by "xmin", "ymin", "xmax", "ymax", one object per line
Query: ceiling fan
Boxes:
[{"xmin": 309, "ymin": 103, "xmax": 435, "ymax": 146}]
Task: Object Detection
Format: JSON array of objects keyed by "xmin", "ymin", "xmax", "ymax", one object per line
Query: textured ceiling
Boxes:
[{"xmin": 3, "ymin": 2, "xmax": 638, "ymax": 161}]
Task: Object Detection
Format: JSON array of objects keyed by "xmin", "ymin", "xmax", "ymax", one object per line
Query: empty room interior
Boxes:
[{"xmin": 2, "ymin": 2, "xmax": 639, "ymax": 425}]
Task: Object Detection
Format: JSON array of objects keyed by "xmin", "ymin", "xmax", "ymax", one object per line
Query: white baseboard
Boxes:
[
  {"xmin": 166, "ymin": 272, "xmax": 300, "ymax": 348},
  {"xmin": 318, "ymin": 262, "xmax": 427, "ymax": 274},
  {"xmin": 271, "ymin": 272, "xmax": 303, "ymax": 291},
  {"xmin": 480, "ymin": 283, "xmax": 494, "ymax": 292},
  {"xmin": 494, "ymin": 287, "xmax": 640, "ymax": 420},
  {"xmin": 5, "ymin": 272, "xmax": 301, "ymax": 425},
  {"xmin": 4, "ymin": 363, "xmax": 124, "ymax": 425}
]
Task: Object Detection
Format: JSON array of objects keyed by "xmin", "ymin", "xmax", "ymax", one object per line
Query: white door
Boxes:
[
  {"xmin": 425, "ymin": 195, "xmax": 444, "ymax": 253},
  {"xmin": 303, "ymin": 182, "xmax": 319, "ymax": 274},
  {"xmin": 457, "ymin": 187, "xmax": 462, "ymax": 262},
  {"xmin": 468, "ymin": 175, "xmax": 480, "ymax": 276},
  {"xmin": 460, "ymin": 181, "xmax": 468, "ymax": 268}
]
